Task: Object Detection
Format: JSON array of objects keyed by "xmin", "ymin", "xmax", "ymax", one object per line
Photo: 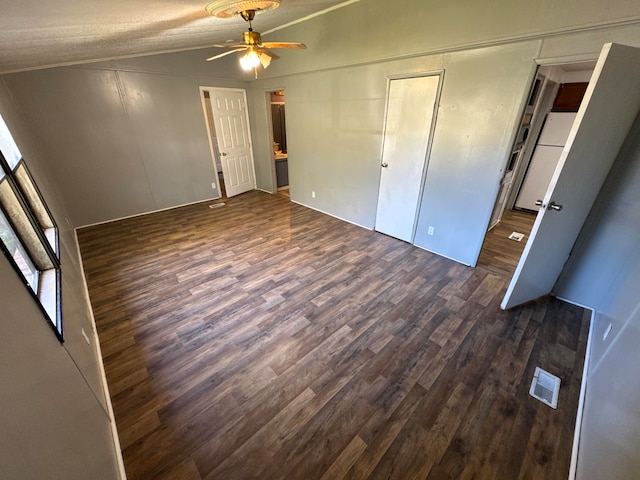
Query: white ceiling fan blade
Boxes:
[
  {"xmin": 210, "ymin": 43, "xmax": 247, "ymax": 48},
  {"xmin": 257, "ymin": 51, "xmax": 272, "ymax": 68},
  {"xmin": 261, "ymin": 48, "xmax": 280, "ymax": 60},
  {"xmin": 206, "ymin": 48, "xmax": 246, "ymax": 61},
  {"xmin": 261, "ymin": 42, "xmax": 307, "ymax": 50}
]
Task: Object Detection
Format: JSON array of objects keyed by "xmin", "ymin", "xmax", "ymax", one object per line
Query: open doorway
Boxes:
[
  {"xmin": 478, "ymin": 61, "xmax": 596, "ymax": 277},
  {"xmin": 268, "ymin": 90, "xmax": 290, "ymax": 199}
]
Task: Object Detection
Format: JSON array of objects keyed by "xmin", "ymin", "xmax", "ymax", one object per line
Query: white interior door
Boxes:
[
  {"xmin": 375, "ymin": 75, "xmax": 440, "ymax": 242},
  {"xmin": 502, "ymin": 43, "xmax": 640, "ymax": 309},
  {"xmin": 209, "ymin": 88, "xmax": 256, "ymax": 198},
  {"xmin": 488, "ymin": 168, "xmax": 515, "ymax": 229}
]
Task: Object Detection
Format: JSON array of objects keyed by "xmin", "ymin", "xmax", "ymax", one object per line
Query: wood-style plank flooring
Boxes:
[
  {"xmin": 78, "ymin": 192, "xmax": 588, "ymax": 480},
  {"xmin": 477, "ymin": 209, "xmax": 537, "ymax": 277}
]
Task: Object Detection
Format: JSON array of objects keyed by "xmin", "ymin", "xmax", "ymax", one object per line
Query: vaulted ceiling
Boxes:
[{"xmin": 0, "ymin": 0, "xmax": 355, "ymax": 73}]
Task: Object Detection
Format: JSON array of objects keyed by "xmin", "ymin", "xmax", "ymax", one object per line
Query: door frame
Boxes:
[
  {"xmin": 374, "ymin": 70, "xmax": 444, "ymax": 243},
  {"xmin": 486, "ymin": 55, "xmax": 599, "ymax": 224},
  {"xmin": 479, "ymin": 55, "xmax": 598, "ymax": 256},
  {"xmin": 199, "ymin": 86, "xmax": 257, "ymax": 198},
  {"xmin": 501, "ymin": 43, "xmax": 640, "ymax": 309},
  {"xmin": 264, "ymin": 87, "xmax": 288, "ymax": 194},
  {"xmin": 508, "ymin": 73, "xmax": 560, "ymax": 212},
  {"xmin": 199, "ymin": 86, "xmax": 223, "ymax": 199},
  {"xmin": 488, "ymin": 70, "xmax": 559, "ymax": 229}
]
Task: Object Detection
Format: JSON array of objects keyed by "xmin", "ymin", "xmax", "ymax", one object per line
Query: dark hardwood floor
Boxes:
[
  {"xmin": 477, "ymin": 209, "xmax": 537, "ymax": 277},
  {"xmin": 78, "ymin": 192, "xmax": 589, "ymax": 480}
]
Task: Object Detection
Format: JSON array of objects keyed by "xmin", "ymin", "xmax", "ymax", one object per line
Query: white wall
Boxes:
[
  {"xmin": 0, "ymin": 80, "xmax": 121, "ymax": 478},
  {"xmin": 555, "ymin": 113, "xmax": 640, "ymax": 479},
  {"xmin": 0, "ymin": 257, "xmax": 120, "ymax": 479},
  {"xmin": 246, "ymin": 0, "xmax": 640, "ymax": 266},
  {"xmin": 249, "ymin": 41, "xmax": 538, "ymax": 268},
  {"xmin": 2, "ymin": 51, "xmax": 248, "ymax": 226},
  {"xmin": 256, "ymin": 0, "xmax": 640, "ymax": 79}
]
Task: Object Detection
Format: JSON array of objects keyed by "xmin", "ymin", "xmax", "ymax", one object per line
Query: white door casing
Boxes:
[
  {"xmin": 209, "ymin": 88, "xmax": 256, "ymax": 198},
  {"xmin": 502, "ymin": 43, "xmax": 640, "ymax": 309},
  {"xmin": 375, "ymin": 74, "xmax": 440, "ymax": 242}
]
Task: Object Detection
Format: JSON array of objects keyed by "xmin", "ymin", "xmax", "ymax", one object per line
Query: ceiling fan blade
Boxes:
[
  {"xmin": 260, "ymin": 49, "xmax": 279, "ymax": 60},
  {"xmin": 209, "ymin": 43, "xmax": 247, "ymax": 48},
  {"xmin": 261, "ymin": 42, "xmax": 307, "ymax": 50},
  {"xmin": 206, "ymin": 48, "xmax": 246, "ymax": 61},
  {"xmin": 257, "ymin": 51, "xmax": 272, "ymax": 68}
]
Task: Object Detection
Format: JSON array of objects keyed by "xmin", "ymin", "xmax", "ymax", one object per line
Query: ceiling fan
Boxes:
[{"xmin": 205, "ymin": 9, "xmax": 306, "ymax": 72}]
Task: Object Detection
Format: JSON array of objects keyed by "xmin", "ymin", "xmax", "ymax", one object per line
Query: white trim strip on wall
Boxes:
[{"xmin": 74, "ymin": 230, "xmax": 128, "ymax": 479}]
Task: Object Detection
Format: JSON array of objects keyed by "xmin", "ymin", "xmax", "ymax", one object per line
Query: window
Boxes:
[{"xmin": 0, "ymin": 114, "xmax": 62, "ymax": 340}]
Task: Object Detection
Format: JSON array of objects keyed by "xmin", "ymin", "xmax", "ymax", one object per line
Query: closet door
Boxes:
[{"xmin": 375, "ymin": 74, "xmax": 440, "ymax": 242}]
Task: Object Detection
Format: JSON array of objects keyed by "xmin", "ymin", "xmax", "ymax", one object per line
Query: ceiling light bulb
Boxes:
[{"xmin": 240, "ymin": 50, "xmax": 261, "ymax": 70}]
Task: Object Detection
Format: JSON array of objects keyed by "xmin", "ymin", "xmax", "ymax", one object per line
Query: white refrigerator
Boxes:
[{"xmin": 515, "ymin": 112, "xmax": 577, "ymax": 211}]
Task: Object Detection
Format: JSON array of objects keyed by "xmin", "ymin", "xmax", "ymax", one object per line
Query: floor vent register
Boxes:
[{"xmin": 529, "ymin": 367, "xmax": 561, "ymax": 409}]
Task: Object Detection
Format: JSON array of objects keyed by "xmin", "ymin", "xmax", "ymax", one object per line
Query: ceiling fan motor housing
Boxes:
[{"xmin": 243, "ymin": 30, "xmax": 262, "ymax": 45}]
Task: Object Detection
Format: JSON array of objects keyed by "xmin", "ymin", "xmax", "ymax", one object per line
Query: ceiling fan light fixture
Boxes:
[
  {"xmin": 205, "ymin": 0, "xmax": 280, "ymax": 18},
  {"xmin": 239, "ymin": 49, "xmax": 261, "ymax": 70}
]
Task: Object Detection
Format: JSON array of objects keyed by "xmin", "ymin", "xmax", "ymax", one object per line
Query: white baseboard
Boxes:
[
  {"xmin": 568, "ymin": 307, "xmax": 596, "ymax": 480},
  {"xmin": 78, "ymin": 196, "xmax": 221, "ymax": 229},
  {"xmin": 74, "ymin": 230, "xmax": 128, "ymax": 479},
  {"xmin": 290, "ymin": 199, "xmax": 372, "ymax": 230}
]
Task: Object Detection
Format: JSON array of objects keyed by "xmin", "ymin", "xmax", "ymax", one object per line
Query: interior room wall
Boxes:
[
  {"xmin": 255, "ymin": 0, "xmax": 640, "ymax": 79},
  {"xmin": 247, "ymin": 0, "xmax": 640, "ymax": 266},
  {"xmin": 249, "ymin": 41, "xmax": 538, "ymax": 268},
  {"xmin": 1, "ymin": 51, "xmax": 248, "ymax": 227},
  {"xmin": 0, "ymin": 80, "xmax": 122, "ymax": 479},
  {"xmin": 555, "ymin": 112, "xmax": 640, "ymax": 479}
]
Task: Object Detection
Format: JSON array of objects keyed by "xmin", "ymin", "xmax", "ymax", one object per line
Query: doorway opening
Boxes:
[
  {"xmin": 268, "ymin": 90, "xmax": 290, "ymax": 199},
  {"xmin": 477, "ymin": 60, "xmax": 596, "ymax": 277}
]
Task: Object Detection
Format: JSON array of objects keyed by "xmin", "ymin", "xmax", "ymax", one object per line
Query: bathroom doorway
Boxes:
[{"xmin": 269, "ymin": 90, "xmax": 289, "ymax": 198}]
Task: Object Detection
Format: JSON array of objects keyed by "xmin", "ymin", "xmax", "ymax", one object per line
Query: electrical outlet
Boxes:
[
  {"xmin": 603, "ymin": 323, "xmax": 612, "ymax": 341},
  {"xmin": 312, "ymin": 191, "xmax": 316, "ymax": 198},
  {"xmin": 212, "ymin": 182, "xmax": 217, "ymax": 190},
  {"xmin": 428, "ymin": 226, "xmax": 435, "ymax": 236},
  {"xmin": 81, "ymin": 328, "xmax": 91, "ymax": 345}
]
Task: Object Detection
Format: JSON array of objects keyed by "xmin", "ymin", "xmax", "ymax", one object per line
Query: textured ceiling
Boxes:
[{"xmin": 0, "ymin": 0, "xmax": 355, "ymax": 73}]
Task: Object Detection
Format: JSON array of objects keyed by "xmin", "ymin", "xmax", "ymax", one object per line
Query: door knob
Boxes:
[
  {"xmin": 535, "ymin": 199, "xmax": 544, "ymax": 206},
  {"xmin": 548, "ymin": 201, "xmax": 563, "ymax": 211},
  {"xmin": 220, "ymin": 152, "xmax": 227, "ymax": 156},
  {"xmin": 381, "ymin": 162, "xmax": 388, "ymax": 168}
]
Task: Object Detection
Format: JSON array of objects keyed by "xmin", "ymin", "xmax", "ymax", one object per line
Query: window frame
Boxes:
[{"xmin": 0, "ymin": 124, "xmax": 63, "ymax": 341}]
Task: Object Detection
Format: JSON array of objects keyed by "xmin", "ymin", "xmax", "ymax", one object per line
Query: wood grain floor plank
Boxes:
[{"xmin": 77, "ymin": 192, "xmax": 588, "ymax": 479}]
